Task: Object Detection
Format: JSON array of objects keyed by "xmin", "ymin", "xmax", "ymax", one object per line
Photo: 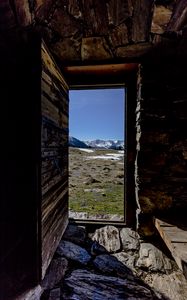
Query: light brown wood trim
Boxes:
[
  {"xmin": 63, "ymin": 63, "xmax": 139, "ymax": 76},
  {"xmin": 155, "ymin": 218, "xmax": 187, "ymax": 278}
]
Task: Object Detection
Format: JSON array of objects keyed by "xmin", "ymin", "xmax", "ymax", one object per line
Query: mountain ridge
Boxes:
[{"xmin": 69, "ymin": 136, "xmax": 124, "ymax": 150}]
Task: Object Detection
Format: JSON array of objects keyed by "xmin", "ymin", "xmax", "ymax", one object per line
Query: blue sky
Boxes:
[{"xmin": 69, "ymin": 88, "xmax": 125, "ymax": 141}]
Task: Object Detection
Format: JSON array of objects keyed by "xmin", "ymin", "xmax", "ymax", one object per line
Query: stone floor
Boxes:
[{"xmin": 38, "ymin": 224, "xmax": 187, "ymax": 300}]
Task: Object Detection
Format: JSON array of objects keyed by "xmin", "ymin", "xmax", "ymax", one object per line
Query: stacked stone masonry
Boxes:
[
  {"xmin": 1, "ymin": 0, "xmax": 187, "ymax": 63},
  {"xmin": 37, "ymin": 224, "xmax": 187, "ymax": 300}
]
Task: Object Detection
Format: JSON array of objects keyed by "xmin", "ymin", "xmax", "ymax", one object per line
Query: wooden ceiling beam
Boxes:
[{"xmin": 63, "ymin": 63, "xmax": 139, "ymax": 77}]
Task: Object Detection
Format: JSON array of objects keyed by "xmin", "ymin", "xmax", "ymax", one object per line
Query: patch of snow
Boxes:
[
  {"xmin": 118, "ymin": 150, "xmax": 124, "ymax": 154},
  {"xmin": 106, "ymin": 153, "xmax": 123, "ymax": 158},
  {"xmin": 78, "ymin": 148, "xmax": 94, "ymax": 153},
  {"xmin": 86, "ymin": 155, "xmax": 122, "ymax": 161}
]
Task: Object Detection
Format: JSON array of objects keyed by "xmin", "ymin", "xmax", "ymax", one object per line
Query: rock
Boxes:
[
  {"xmin": 84, "ymin": 176, "xmax": 101, "ymax": 184},
  {"xmin": 52, "ymin": 38, "xmax": 81, "ymax": 62},
  {"xmin": 62, "ymin": 269, "xmax": 158, "ymax": 300},
  {"xmin": 151, "ymin": 271, "xmax": 187, "ymax": 300},
  {"xmin": 69, "ymin": 211, "xmax": 88, "ymax": 219},
  {"xmin": 41, "ymin": 257, "xmax": 68, "ymax": 289},
  {"xmin": 132, "ymin": 0, "xmax": 154, "ymax": 42},
  {"xmin": 106, "ymin": 0, "xmax": 131, "ymax": 26},
  {"xmin": 91, "ymin": 226, "xmax": 121, "ymax": 253},
  {"xmin": 120, "ymin": 228, "xmax": 140, "ymax": 251},
  {"xmin": 68, "ymin": 0, "xmax": 82, "ymax": 19},
  {"xmin": 139, "ymin": 191, "xmax": 173, "ymax": 214},
  {"xmin": 109, "ymin": 23, "xmax": 129, "ymax": 47},
  {"xmin": 112, "ymin": 252, "xmax": 136, "ymax": 274},
  {"xmin": 56, "ymin": 240, "xmax": 91, "ymax": 265},
  {"xmin": 93, "ymin": 254, "xmax": 133, "ymax": 279},
  {"xmin": 89, "ymin": 240, "xmax": 107, "ymax": 256},
  {"xmin": 151, "ymin": 5, "xmax": 172, "ymax": 34},
  {"xmin": 109, "ymin": 214, "xmax": 124, "ymax": 221},
  {"xmin": 116, "ymin": 43, "xmax": 153, "ymax": 58},
  {"xmin": 82, "ymin": 1, "xmax": 108, "ymax": 35},
  {"xmin": 63, "ymin": 224, "xmax": 86, "ymax": 245},
  {"xmin": 48, "ymin": 288, "xmax": 61, "ymax": 300},
  {"xmin": 50, "ymin": 8, "xmax": 81, "ymax": 37},
  {"xmin": 81, "ymin": 37, "xmax": 112, "ymax": 61},
  {"xmin": 136, "ymin": 243, "xmax": 173, "ymax": 273}
]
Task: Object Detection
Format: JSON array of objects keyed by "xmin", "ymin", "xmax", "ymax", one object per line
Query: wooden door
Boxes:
[
  {"xmin": 0, "ymin": 34, "xmax": 69, "ymax": 298},
  {"xmin": 41, "ymin": 41, "xmax": 69, "ymax": 278}
]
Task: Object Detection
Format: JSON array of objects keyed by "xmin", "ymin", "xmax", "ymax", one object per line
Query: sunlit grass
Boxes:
[{"xmin": 69, "ymin": 183, "xmax": 124, "ymax": 215}]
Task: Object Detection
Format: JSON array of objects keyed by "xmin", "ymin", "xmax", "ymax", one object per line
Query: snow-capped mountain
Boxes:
[
  {"xmin": 69, "ymin": 137, "xmax": 124, "ymax": 150},
  {"xmin": 85, "ymin": 139, "xmax": 124, "ymax": 150},
  {"xmin": 69, "ymin": 136, "xmax": 88, "ymax": 148}
]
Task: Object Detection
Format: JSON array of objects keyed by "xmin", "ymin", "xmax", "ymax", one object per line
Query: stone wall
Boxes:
[
  {"xmin": 34, "ymin": 224, "xmax": 187, "ymax": 300},
  {"xmin": 136, "ymin": 59, "xmax": 187, "ymax": 236},
  {"xmin": 0, "ymin": 0, "xmax": 179, "ymax": 64}
]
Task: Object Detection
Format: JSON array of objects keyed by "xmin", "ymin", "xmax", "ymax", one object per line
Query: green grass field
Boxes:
[{"xmin": 69, "ymin": 147, "xmax": 124, "ymax": 219}]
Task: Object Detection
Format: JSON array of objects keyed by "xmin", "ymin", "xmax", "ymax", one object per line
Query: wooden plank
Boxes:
[
  {"xmin": 41, "ymin": 41, "xmax": 69, "ymax": 92},
  {"xmin": 63, "ymin": 63, "xmax": 139, "ymax": 76},
  {"xmin": 155, "ymin": 218, "xmax": 187, "ymax": 278},
  {"xmin": 41, "ymin": 40, "xmax": 69, "ymax": 278}
]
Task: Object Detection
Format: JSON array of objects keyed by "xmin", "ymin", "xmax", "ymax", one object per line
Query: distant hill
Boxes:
[
  {"xmin": 69, "ymin": 136, "xmax": 88, "ymax": 148},
  {"xmin": 69, "ymin": 136, "xmax": 124, "ymax": 150}
]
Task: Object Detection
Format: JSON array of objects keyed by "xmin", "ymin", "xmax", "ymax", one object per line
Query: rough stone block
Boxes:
[
  {"xmin": 132, "ymin": 0, "xmax": 154, "ymax": 42},
  {"xmin": 81, "ymin": 37, "xmax": 112, "ymax": 60},
  {"xmin": 116, "ymin": 43, "xmax": 152, "ymax": 58},
  {"xmin": 93, "ymin": 254, "xmax": 133, "ymax": 279},
  {"xmin": 91, "ymin": 226, "xmax": 121, "ymax": 253},
  {"xmin": 136, "ymin": 243, "xmax": 173, "ymax": 272},
  {"xmin": 63, "ymin": 224, "xmax": 86, "ymax": 245},
  {"xmin": 120, "ymin": 228, "xmax": 140, "ymax": 251},
  {"xmin": 139, "ymin": 191, "xmax": 173, "ymax": 214},
  {"xmin": 57, "ymin": 240, "xmax": 91, "ymax": 265},
  {"xmin": 82, "ymin": 0, "xmax": 108, "ymax": 35},
  {"xmin": 52, "ymin": 38, "xmax": 81, "ymax": 62},
  {"xmin": 152, "ymin": 271, "xmax": 187, "ymax": 300},
  {"xmin": 107, "ymin": 0, "xmax": 132, "ymax": 26},
  {"xmin": 63, "ymin": 269, "xmax": 156, "ymax": 299},
  {"xmin": 151, "ymin": 5, "xmax": 172, "ymax": 34},
  {"xmin": 50, "ymin": 8, "xmax": 81, "ymax": 37},
  {"xmin": 113, "ymin": 252, "xmax": 136, "ymax": 274},
  {"xmin": 109, "ymin": 23, "xmax": 129, "ymax": 48}
]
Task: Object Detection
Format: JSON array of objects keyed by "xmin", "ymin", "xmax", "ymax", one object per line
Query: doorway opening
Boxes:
[{"xmin": 69, "ymin": 87, "xmax": 126, "ymax": 222}]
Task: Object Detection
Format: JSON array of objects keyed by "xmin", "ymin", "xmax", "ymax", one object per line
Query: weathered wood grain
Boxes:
[
  {"xmin": 41, "ymin": 40, "xmax": 69, "ymax": 278},
  {"xmin": 155, "ymin": 218, "xmax": 187, "ymax": 278}
]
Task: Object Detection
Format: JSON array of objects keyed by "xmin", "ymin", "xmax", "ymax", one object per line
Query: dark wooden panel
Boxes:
[
  {"xmin": 41, "ymin": 41, "xmax": 69, "ymax": 278},
  {"xmin": 0, "ymin": 32, "xmax": 41, "ymax": 299}
]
